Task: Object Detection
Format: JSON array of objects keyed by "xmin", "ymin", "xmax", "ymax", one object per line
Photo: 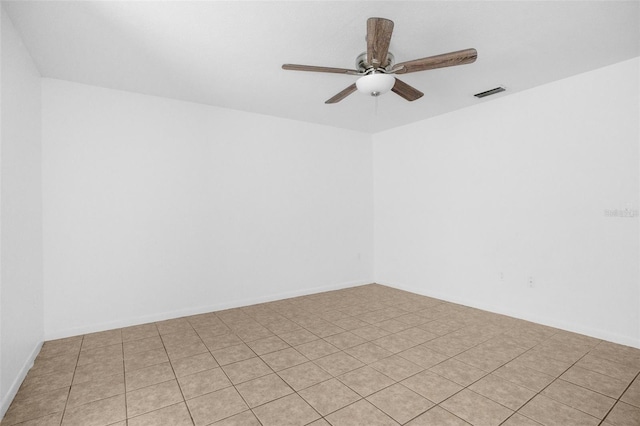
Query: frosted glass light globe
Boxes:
[{"xmin": 356, "ymin": 73, "xmax": 395, "ymax": 97}]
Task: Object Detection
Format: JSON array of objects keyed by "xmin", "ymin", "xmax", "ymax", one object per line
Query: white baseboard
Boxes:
[
  {"xmin": 39, "ymin": 278, "xmax": 640, "ymax": 348},
  {"xmin": 377, "ymin": 280, "xmax": 640, "ymax": 349},
  {"xmin": 44, "ymin": 279, "xmax": 372, "ymax": 341},
  {"xmin": 0, "ymin": 341, "xmax": 43, "ymax": 419}
]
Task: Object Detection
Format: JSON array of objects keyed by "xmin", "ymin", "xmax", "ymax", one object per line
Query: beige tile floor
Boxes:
[{"xmin": 2, "ymin": 284, "xmax": 640, "ymax": 426}]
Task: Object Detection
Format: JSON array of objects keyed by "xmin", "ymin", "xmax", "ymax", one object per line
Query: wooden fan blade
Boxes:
[
  {"xmin": 325, "ymin": 84, "xmax": 357, "ymax": 104},
  {"xmin": 391, "ymin": 78, "xmax": 424, "ymax": 101},
  {"xmin": 392, "ymin": 48, "xmax": 477, "ymax": 74},
  {"xmin": 367, "ymin": 17, "xmax": 394, "ymax": 69},
  {"xmin": 282, "ymin": 64, "xmax": 360, "ymax": 75}
]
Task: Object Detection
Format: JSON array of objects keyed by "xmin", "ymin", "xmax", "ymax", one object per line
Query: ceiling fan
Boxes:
[{"xmin": 282, "ymin": 17, "xmax": 477, "ymax": 104}]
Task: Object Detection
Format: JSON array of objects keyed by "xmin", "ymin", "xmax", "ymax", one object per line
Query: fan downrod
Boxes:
[{"xmin": 356, "ymin": 52, "xmax": 395, "ymax": 74}]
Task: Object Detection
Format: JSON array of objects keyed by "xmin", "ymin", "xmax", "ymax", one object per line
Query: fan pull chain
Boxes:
[{"xmin": 374, "ymin": 95, "xmax": 379, "ymax": 116}]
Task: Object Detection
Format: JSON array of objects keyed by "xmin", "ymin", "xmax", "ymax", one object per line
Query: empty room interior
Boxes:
[{"xmin": 1, "ymin": 1, "xmax": 639, "ymax": 425}]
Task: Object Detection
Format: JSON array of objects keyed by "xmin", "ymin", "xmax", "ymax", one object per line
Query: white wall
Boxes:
[
  {"xmin": 42, "ymin": 79, "xmax": 373, "ymax": 339},
  {"xmin": 374, "ymin": 58, "xmax": 640, "ymax": 347},
  {"xmin": 0, "ymin": 9, "xmax": 44, "ymax": 416}
]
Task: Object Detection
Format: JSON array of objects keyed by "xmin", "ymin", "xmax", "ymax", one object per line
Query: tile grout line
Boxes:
[
  {"xmin": 7, "ymin": 286, "xmax": 640, "ymax": 426},
  {"xmin": 120, "ymin": 331, "xmax": 128, "ymax": 426},
  {"xmin": 597, "ymin": 369, "xmax": 640, "ymax": 426},
  {"xmin": 286, "ymin": 303, "xmax": 520, "ymax": 424},
  {"xmin": 497, "ymin": 344, "xmax": 605, "ymax": 425},
  {"xmin": 408, "ymin": 330, "xmax": 538, "ymax": 425},
  {"xmin": 289, "ymin": 296, "xmax": 631, "ymax": 424},
  {"xmin": 232, "ymin": 308, "xmax": 371, "ymax": 425},
  {"xmin": 72, "ymin": 319, "xmax": 508, "ymax": 424},
  {"xmin": 396, "ymin": 323, "xmax": 568, "ymax": 424},
  {"xmin": 191, "ymin": 314, "xmax": 267, "ymax": 425},
  {"xmin": 122, "ymin": 324, "xmax": 201, "ymax": 424},
  {"xmin": 534, "ymin": 344, "xmax": 638, "ymax": 423},
  {"xmin": 277, "ymin": 309, "xmax": 382, "ymax": 425},
  {"xmin": 293, "ymin": 314, "xmax": 510, "ymax": 425},
  {"xmin": 57, "ymin": 334, "xmax": 84, "ymax": 426},
  {"xmin": 159, "ymin": 321, "xmax": 198, "ymax": 426}
]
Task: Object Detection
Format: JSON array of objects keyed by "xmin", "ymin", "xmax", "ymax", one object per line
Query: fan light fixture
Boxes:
[
  {"xmin": 356, "ymin": 72, "xmax": 395, "ymax": 97},
  {"xmin": 282, "ymin": 17, "xmax": 478, "ymax": 104}
]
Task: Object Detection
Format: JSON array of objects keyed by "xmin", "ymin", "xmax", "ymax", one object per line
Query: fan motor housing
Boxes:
[{"xmin": 356, "ymin": 52, "xmax": 395, "ymax": 74}]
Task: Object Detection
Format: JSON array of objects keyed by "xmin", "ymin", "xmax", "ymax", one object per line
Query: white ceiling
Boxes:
[{"xmin": 3, "ymin": 1, "xmax": 639, "ymax": 133}]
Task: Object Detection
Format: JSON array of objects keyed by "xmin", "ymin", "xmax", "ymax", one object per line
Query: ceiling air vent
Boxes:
[{"xmin": 474, "ymin": 87, "xmax": 505, "ymax": 98}]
